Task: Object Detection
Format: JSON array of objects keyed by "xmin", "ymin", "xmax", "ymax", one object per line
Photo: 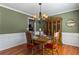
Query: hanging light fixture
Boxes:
[{"xmin": 33, "ymin": 3, "xmax": 48, "ymax": 20}]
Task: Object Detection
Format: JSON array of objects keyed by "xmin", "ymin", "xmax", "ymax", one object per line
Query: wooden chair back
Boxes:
[{"xmin": 26, "ymin": 31, "xmax": 32, "ymax": 44}]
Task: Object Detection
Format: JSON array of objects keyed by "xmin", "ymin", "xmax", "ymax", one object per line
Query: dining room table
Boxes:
[{"xmin": 32, "ymin": 35, "xmax": 49, "ymax": 54}]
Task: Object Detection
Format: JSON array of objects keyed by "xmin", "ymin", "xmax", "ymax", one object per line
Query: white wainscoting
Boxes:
[
  {"xmin": 0, "ymin": 32, "xmax": 79, "ymax": 51},
  {"xmin": 0, "ymin": 32, "xmax": 27, "ymax": 51},
  {"xmin": 62, "ymin": 32, "xmax": 79, "ymax": 47}
]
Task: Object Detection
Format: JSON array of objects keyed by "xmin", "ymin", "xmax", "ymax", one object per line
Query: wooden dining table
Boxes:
[{"xmin": 32, "ymin": 36, "xmax": 49, "ymax": 54}]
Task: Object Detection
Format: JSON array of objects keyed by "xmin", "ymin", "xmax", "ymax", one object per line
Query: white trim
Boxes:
[
  {"xmin": 49, "ymin": 8, "xmax": 79, "ymax": 16},
  {"xmin": 62, "ymin": 32, "xmax": 79, "ymax": 47},
  {"xmin": 0, "ymin": 4, "xmax": 32, "ymax": 17},
  {"xmin": 0, "ymin": 32, "xmax": 27, "ymax": 51}
]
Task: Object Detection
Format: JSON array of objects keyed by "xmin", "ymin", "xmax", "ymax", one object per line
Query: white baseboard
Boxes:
[
  {"xmin": 62, "ymin": 32, "xmax": 79, "ymax": 47},
  {"xmin": 0, "ymin": 32, "xmax": 27, "ymax": 51}
]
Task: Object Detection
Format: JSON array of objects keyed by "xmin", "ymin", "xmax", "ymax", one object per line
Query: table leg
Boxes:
[{"xmin": 43, "ymin": 45, "xmax": 44, "ymax": 55}]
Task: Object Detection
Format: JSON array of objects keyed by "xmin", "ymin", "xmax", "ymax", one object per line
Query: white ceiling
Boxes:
[{"xmin": 0, "ymin": 3, "xmax": 79, "ymax": 16}]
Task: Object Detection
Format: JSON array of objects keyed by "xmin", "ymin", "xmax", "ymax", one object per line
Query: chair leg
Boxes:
[{"xmin": 32, "ymin": 48, "xmax": 33, "ymax": 55}]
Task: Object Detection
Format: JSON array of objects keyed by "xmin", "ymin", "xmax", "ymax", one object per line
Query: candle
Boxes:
[{"xmin": 39, "ymin": 28, "xmax": 41, "ymax": 31}]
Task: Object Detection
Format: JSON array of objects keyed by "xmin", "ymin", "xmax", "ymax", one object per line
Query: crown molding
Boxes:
[
  {"xmin": 49, "ymin": 8, "xmax": 79, "ymax": 16},
  {"xmin": 0, "ymin": 4, "xmax": 32, "ymax": 17}
]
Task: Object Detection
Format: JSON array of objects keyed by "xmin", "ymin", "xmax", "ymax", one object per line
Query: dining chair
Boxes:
[
  {"xmin": 26, "ymin": 31, "xmax": 40, "ymax": 55},
  {"xmin": 53, "ymin": 32, "xmax": 63, "ymax": 55},
  {"xmin": 44, "ymin": 40, "xmax": 53, "ymax": 55},
  {"xmin": 26, "ymin": 31, "xmax": 34, "ymax": 54}
]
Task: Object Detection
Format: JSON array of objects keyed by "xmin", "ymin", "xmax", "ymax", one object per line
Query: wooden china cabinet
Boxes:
[
  {"xmin": 43, "ymin": 17, "xmax": 52, "ymax": 35},
  {"xmin": 44, "ymin": 16, "xmax": 63, "ymax": 54},
  {"xmin": 44, "ymin": 16, "xmax": 62, "ymax": 40},
  {"xmin": 51, "ymin": 16, "xmax": 62, "ymax": 41}
]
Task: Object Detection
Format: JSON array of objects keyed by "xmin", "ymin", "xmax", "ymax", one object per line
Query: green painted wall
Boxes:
[
  {"xmin": 0, "ymin": 6, "xmax": 29, "ymax": 34},
  {"xmin": 51, "ymin": 9, "xmax": 79, "ymax": 33},
  {"xmin": 1, "ymin": 6, "xmax": 79, "ymax": 33}
]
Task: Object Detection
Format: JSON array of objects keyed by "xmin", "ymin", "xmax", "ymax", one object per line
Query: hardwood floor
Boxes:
[
  {"xmin": 63, "ymin": 44, "xmax": 79, "ymax": 55},
  {"xmin": 0, "ymin": 44, "xmax": 27, "ymax": 55},
  {"xmin": 0, "ymin": 44, "xmax": 79, "ymax": 55}
]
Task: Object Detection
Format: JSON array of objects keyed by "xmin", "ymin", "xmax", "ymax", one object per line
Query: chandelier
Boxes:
[{"xmin": 33, "ymin": 3, "xmax": 48, "ymax": 20}]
